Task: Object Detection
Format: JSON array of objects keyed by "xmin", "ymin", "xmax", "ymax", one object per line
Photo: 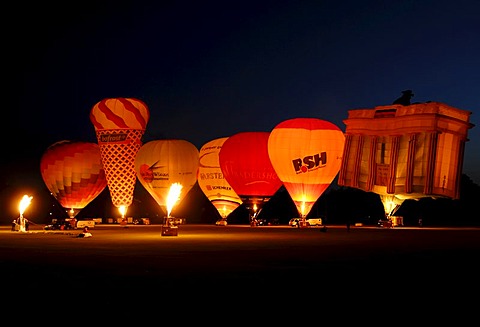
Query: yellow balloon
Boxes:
[
  {"xmin": 135, "ymin": 139, "xmax": 199, "ymax": 216},
  {"xmin": 198, "ymin": 137, "xmax": 242, "ymax": 218}
]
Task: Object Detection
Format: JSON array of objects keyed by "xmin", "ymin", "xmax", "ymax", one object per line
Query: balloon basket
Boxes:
[
  {"xmin": 299, "ymin": 220, "xmax": 308, "ymax": 228},
  {"xmin": 161, "ymin": 225, "xmax": 178, "ymax": 236},
  {"xmin": 161, "ymin": 217, "xmax": 178, "ymax": 236}
]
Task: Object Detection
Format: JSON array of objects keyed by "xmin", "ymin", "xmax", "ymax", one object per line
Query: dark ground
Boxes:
[{"xmin": 1, "ymin": 223, "xmax": 479, "ymax": 319}]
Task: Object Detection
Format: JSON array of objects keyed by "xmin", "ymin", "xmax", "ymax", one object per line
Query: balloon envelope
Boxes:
[
  {"xmin": 198, "ymin": 137, "xmax": 242, "ymax": 218},
  {"xmin": 219, "ymin": 131, "xmax": 282, "ymax": 218},
  {"xmin": 89, "ymin": 97, "xmax": 150, "ymax": 131},
  {"xmin": 337, "ymin": 102, "xmax": 473, "ymax": 217},
  {"xmin": 40, "ymin": 140, "xmax": 107, "ymax": 217},
  {"xmin": 90, "ymin": 97, "xmax": 150, "ymax": 209},
  {"xmin": 268, "ymin": 118, "xmax": 345, "ymax": 218},
  {"xmin": 135, "ymin": 139, "xmax": 199, "ymax": 216}
]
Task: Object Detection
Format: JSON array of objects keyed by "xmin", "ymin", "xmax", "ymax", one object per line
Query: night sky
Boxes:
[{"xmin": 3, "ymin": 0, "xmax": 479, "ymax": 220}]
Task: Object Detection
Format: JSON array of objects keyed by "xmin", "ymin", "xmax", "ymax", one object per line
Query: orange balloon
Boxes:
[
  {"xmin": 40, "ymin": 140, "xmax": 107, "ymax": 217},
  {"xmin": 268, "ymin": 118, "xmax": 345, "ymax": 218}
]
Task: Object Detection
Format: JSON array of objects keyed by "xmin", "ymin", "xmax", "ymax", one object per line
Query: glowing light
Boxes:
[
  {"xmin": 252, "ymin": 203, "xmax": 258, "ymax": 218},
  {"xmin": 300, "ymin": 201, "xmax": 306, "ymax": 218},
  {"xmin": 17, "ymin": 195, "xmax": 33, "ymax": 233},
  {"xmin": 166, "ymin": 183, "xmax": 183, "ymax": 218},
  {"xmin": 118, "ymin": 205, "xmax": 127, "ymax": 218},
  {"xmin": 19, "ymin": 195, "xmax": 33, "ymax": 217}
]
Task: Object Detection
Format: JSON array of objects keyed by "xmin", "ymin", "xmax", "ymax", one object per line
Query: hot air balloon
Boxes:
[
  {"xmin": 219, "ymin": 131, "xmax": 283, "ymax": 224},
  {"xmin": 40, "ymin": 140, "xmax": 107, "ymax": 219},
  {"xmin": 135, "ymin": 139, "xmax": 199, "ymax": 219},
  {"xmin": 198, "ymin": 137, "xmax": 242, "ymax": 223},
  {"xmin": 90, "ymin": 97, "xmax": 150, "ymax": 219},
  {"xmin": 338, "ymin": 101, "xmax": 473, "ymax": 225},
  {"xmin": 268, "ymin": 118, "xmax": 345, "ymax": 221}
]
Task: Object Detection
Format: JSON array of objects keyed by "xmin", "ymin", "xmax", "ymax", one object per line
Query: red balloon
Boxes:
[{"xmin": 219, "ymin": 132, "xmax": 282, "ymax": 219}]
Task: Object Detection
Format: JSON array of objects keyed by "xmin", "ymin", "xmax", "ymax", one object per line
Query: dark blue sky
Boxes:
[{"xmin": 6, "ymin": 0, "xmax": 480, "ymax": 189}]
